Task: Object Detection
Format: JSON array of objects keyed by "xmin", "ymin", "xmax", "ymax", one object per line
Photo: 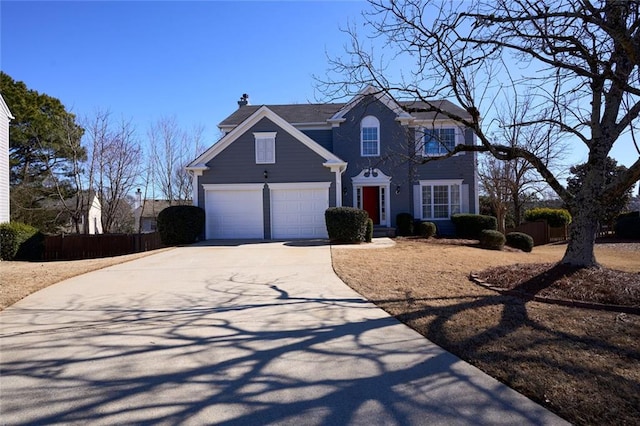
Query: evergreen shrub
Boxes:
[
  {"xmin": 479, "ymin": 229, "xmax": 506, "ymax": 250},
  {"xmin": 325, "ymin": 207, "xmax": 369, "ymax": 243},
  {"xmin": 451, "ymin": 214, "xmax": 497, "ymax": 239},
  {"xmin": 396, "ymin": 213, "xmax": 414, "ymax": 236},
  {"xmin": 506, "ymin": 232, "xmax": 534, "ymax": 252},
  {"xmin": 157, "ymin": 205, "xmax": 205, "ymax": 245},
  {"xmin": 524, "ymin": 208, "xmax": 572, "ymax": 227},
  {"xmin": 418, "ymin": 221, "xmax": 437, "ymax": 238},
  {"xmin": 615, "ymin": 211, "xmax": 640, "ymax": 239},
  {"xmin": 365, "ymin": 218, "xmax": 374, "ymax": 243},
  {"xmin": 0, "ymin": 222, "xmax": 43, "ymax": 260}
]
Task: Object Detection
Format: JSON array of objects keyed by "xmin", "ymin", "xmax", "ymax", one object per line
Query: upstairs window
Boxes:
[
  {"xmin": 421, "ymin": 127, "xmax": 457, "ymax": 156},
  {"xmin": 254, "ymin": 132, "xmax": 276, "ymax": 164},
  {"xmin": 361, "ymin": 116, "xmax": 380, "ymax": 157}
]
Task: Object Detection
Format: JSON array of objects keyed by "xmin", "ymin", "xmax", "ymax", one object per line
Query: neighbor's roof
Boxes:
[
  {"xmin": 219, "ymin": 100, "xmax": 471, "ymax": 127},
  {"xmin": 138, "ymin": 200, "xmax": 190, "ymax": 218}
]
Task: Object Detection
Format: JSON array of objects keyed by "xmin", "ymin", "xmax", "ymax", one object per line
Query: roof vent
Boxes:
[{"xmin": 237, "ymin": 93, "xmax": 249, "ymax": 107}]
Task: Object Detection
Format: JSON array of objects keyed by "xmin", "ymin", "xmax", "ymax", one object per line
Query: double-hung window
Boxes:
[
  {"xmin": 361, "ymin": 116, "xmax": 380, "ymax": 157},
  {"xmin": 421, "ymin": 127, "xmax": 457, "ymax": 156},
  {"xmin": 420, "ymin": 180, "xmax": 461, "ymax": 219},
  {"xmin": 254, "ymin": 132, "xmax": 276, "ymax": 164}
]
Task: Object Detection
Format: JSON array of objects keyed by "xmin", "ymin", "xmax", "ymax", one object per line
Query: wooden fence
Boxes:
[
  {"xmin": 505, "ymin": 221, "xmax": 568, "ymax": 246},
  {"xmin": 43, "ymin": 232, "xmax": 165, "ymax": 261}
]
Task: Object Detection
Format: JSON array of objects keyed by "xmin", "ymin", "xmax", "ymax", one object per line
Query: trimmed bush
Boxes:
[
  {"xmin": 0, "ymin": 222, "xmax": 42, "ymax": 261},
  {"xmin": 157, "ymin": 205, "xmax": 205, "ymax": 245},
  {"xmin": 524, "ymin": 208, "xmax": 572, "ymax": 227},
  {"xmin": 396, "ymin": 213, "xmax": 414, "ymax": 236},
  {"xmin": 506, "ymin": 232, "xmax": 534, "ymax": 252},
  {"xmin": 325, "ymin": 207, "xmax": 369, "ymax": 243},
  {"xmin": 365, "ymin": 218, "xmax": 374, "ymax": 243},
  {"xmin": 479, "ymin": 229, "xmax": 505, "ymax": 250},
  {"xmin": 451, "ymin": 214, "xmax": 497, "ymax": 239},
  {"xmin": 615, "ymin": 211, "xmax": 640, "ymax": 239},
  {"xmin": 418, "ymin": 221, "xmax": 437, "ymax": 238}
]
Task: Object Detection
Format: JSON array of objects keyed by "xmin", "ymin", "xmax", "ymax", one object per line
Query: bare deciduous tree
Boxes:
[
  {"xmin": 480, "ymin": 94, "xmax": 566, "ymax": 229},
  {"xmin": 320, "ymin": 0, "xmax": 640, "ymax": 268},
  {"xmin": 85, "ymin": 110, "xmax": 142, "ymax": 233},
  {"xmin": 147, "ymin": 117, "xmax": 204, "ymax": 203}
]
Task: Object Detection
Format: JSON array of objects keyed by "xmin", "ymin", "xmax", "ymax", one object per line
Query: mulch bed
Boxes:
[{"xmin": 475, "ymin": 263, "xmax": 640, "ymax": 308}]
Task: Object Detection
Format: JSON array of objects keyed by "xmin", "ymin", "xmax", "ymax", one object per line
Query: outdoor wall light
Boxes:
[
  {"xmin": 343, "ymin": 187, "xmax": 348, "ymax": 196},
  {"xmin": 395, "ymin": 185, "xmax": 401, "ymax": 194},
  {"xmin": 264, "ymin": 170, "xmax": 268, "ymax": 180}
]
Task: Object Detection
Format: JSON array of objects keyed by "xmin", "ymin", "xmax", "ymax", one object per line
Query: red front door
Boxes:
[{"xmin": 363, "ymin": 186, "xmax": 380, "ymax": 225}]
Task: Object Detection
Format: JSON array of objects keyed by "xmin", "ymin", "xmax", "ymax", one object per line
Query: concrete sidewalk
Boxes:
[{"xmin": 0, "ymin": 241, "xmax": 568, "ymax": 425}]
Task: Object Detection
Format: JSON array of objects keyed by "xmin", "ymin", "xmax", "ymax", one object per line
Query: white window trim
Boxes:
[
  {"xmin": 254, "ymin": 131, "xmax": 276, "ymax": 164},
  {"xmin": 417, "ymin": 125, "xmax": 463, "ymax": 157},
  {"xmin": 360, "ymin": 115, "xmax": 380, "ymax": 157},
  {"xmin": 418, "ymin": 179, "xmax": 463, "ymax": 220}
]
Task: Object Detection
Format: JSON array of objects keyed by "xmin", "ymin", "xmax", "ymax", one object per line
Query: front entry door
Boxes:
[{"xmin": 362, "ymin": 186, "xmax": 380, "ymax": 225}]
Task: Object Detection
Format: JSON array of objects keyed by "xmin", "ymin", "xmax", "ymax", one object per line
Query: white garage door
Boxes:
[
  {"xmin": 270, "ymin": 182, "xmax": 330, "ymax": 239},
  {"xmin": 203, "ymin": 184, "xmax": 264, "ymax": 239}
]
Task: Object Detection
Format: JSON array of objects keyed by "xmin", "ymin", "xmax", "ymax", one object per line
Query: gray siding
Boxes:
[
  {"xmin": 332, "ymin": 95, "xmax": 478, "ymax": 229},
  {"xmin": 197, "ymin": 117, "xmax": 337, "ymax": 235},
  {"xmin": 332, "ymin": 95, "xmax": 414, "ymax": 227},
  {"xmin": 301, "ymin": 129, "xmax": 333, "ymax": 152}
]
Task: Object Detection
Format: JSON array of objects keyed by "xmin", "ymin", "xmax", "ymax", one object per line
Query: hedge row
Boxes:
[
  {"xmin": 524, "ymin": 208, "xmax": 572, "ymax": 227},
  {"xmin": 451, "ymin": 214, "xmax": 497, "ymax": 239},
  {"xmin": 0, "ymin": 222, "xmax": 44, "ymax": 261}
]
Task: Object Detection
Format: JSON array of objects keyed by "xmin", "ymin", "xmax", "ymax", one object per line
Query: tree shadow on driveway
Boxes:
[{"xmin": 0, "ymin": 274, "xmax": 562, "ymax": 425}]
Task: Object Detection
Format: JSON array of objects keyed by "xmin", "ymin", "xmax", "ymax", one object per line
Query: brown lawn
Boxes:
[{"xmin": 331, "ymin": 238, "xmax": 640, "ymax": 426}]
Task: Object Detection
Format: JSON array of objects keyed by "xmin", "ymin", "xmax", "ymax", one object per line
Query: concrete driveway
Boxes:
[{"xmin": 0, "ymin": 241, "xmax": 567, "ymax": 425}]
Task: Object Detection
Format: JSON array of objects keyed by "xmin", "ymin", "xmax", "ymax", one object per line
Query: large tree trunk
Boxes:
[{"xmin": 561, "ymin": 208, "xmax": 599, "ymax": 268}]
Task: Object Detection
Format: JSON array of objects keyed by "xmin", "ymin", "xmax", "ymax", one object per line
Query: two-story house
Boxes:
[{"xmin": 187, "ymin": 86, "xmax": 479, "ymax": 240}]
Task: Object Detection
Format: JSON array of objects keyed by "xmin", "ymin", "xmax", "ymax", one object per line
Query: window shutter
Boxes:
[
  {"xmin": 255, "ymin": 135, "xmax": 275, "ymax": 164},
  {"xmin": 461, "ymin": 184, "xmax": 469, "ymax": 213},
  {"xmin": 455, "ymin": 128, "xmax": 465, "ymax": 156},
  {"xmin": 413, "ymin": 185, "xmax": 421, "ymax": 219}
]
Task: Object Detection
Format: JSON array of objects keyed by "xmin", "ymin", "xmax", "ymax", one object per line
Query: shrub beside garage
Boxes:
[
  {"xmin": 157, "ymin": 205, "xmax": 205, "ymax": 245},
  {"xmin": 325, "ymin": 207, "xmax": 369, "ymax": 243}
]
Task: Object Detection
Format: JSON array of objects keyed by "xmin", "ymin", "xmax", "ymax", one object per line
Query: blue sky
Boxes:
[
  {"xmin": 1, "ymin": 1, "xmax": 365, "ymax": 142},
  {"xmin": 2, "ymin": 1, "xmax": 639, "ymax": 191}
]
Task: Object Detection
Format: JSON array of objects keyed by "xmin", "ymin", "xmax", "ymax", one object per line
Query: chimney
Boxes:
[
  {"xmin": 135, "ymin": 188, "xmax": 142, "ymax": 210},
  {"xmin": 237, "ymin": 93, "xmax": 249, "ymax": 107}
]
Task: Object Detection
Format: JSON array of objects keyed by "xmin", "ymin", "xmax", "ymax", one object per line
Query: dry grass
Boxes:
[
  {"xmin": 331, "ymin": 238, "xmax": 640, "ymax": 426},
  {"xmin": 0, "ymin": 248, "xmax": 173, "ymax": 310}
]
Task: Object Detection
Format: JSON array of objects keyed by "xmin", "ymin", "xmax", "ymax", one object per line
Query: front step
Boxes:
[{"xmin": 373, "ymin": 227, "xmax": 396, "ymax": 238}]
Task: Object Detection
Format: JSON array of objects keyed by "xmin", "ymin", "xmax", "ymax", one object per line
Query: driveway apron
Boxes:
[{"xmin": 0, "ymin": 242, "xmax": 568, "ymax": 425}]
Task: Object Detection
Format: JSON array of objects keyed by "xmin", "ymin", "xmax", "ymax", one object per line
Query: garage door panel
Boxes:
[
  {"xmin": 205, "ymin": 187, "xmax": 263, "ymax": 239},
  {"xmin": 271, "ymin": 186, "xmax": 329, "ymax": 239}
]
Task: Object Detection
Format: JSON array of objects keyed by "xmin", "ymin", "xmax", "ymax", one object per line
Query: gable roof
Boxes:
[
  {"xmin": 218, "ymin": 88, "xmax": 471, "ymax": 129},
  {"xmin": 219, "ymin": 103, "xmax": 342, "ymax": 128},
  {"xmin": 188, "ymin": 106, "xmax": 346, "ymax": 169},
  {"xmin": 329, "ymin": 85, "xmax": 413, "ymax": 122}
]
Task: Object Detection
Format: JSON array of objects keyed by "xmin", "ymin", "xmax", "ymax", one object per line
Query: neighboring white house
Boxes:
[{"xmin": 0, "ymin": 94, "xmax": 13, "ymax": 223}]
